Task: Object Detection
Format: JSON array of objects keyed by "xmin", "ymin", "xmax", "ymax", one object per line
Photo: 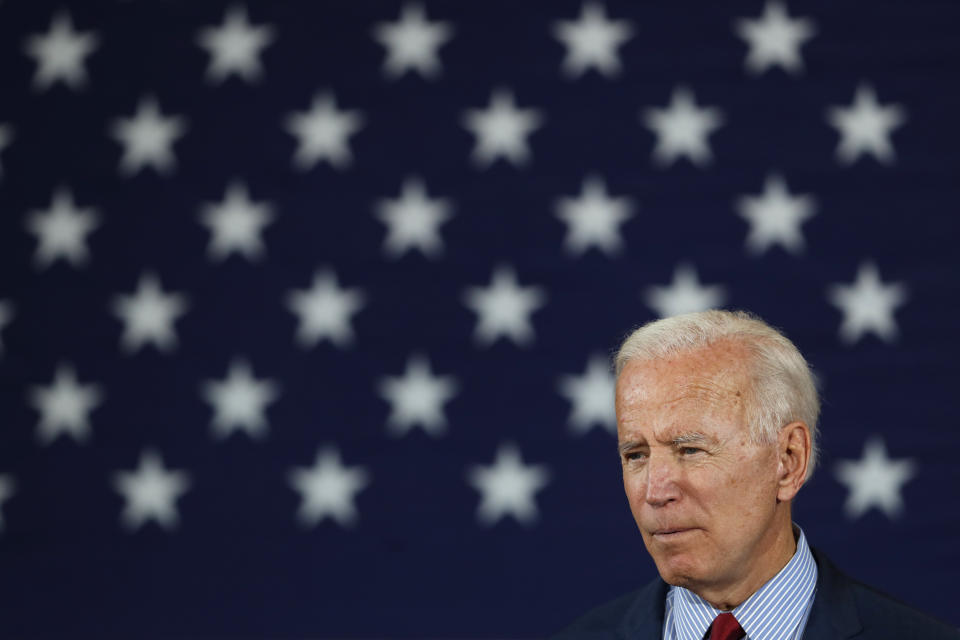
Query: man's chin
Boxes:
[{"xmin": 650, "ymin": 553, "xmax": 705, "ymax": 588}]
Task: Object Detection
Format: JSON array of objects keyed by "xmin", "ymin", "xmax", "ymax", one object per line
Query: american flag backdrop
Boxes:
[{"xmin": 0, "ymin": 0, "xmax": 958, "ymax": 636}]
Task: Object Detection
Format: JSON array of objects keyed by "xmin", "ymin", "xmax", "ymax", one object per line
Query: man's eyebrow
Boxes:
[
  {"xmin": 670, "ymin": 432, "xmax": 710, "ymax": 446},
  {"xmin": 618, "ymin": 432, "xmax": 713, "ymax": 454},
  {"xmin": 617, "ymin": 440, "xmax": 644, "ymax": 455}
]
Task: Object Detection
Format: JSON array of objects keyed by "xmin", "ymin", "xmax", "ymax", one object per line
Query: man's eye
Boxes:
[
  {"xmin": 680, "ymin": 447, "xmax": 702, "ymax": 456},
  {"xmin": 624, "ymin": 452, "xmax": 647, "ymax": 462}
]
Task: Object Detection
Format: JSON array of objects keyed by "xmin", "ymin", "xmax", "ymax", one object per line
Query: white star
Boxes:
[
  {"xmin": 467, "ymin": 443, "xmax": 550, "ymax": 526},
  {"xmin": 733, "ymin": 1, "xmax": 816, "ymax": 75},
  {"xmin": 199, "ymin": 181, "xmax": 275, "ymax": 261},
  {"xmin": 826, "ymin": 84, "xmax": 907, "ymax": 165},
  {"xmin": 552, "ymin": 2, "xmax": 634, "ymax": 78},
  {"xmin": 202, "ymin": 359, "xmax": 280, "ymax": 440},
  {"xmin": 827, "ymin": 261, "xmax": 907, "ymax": 344},
  {"xmin": 463, "ymin": 265, "xmax": 547, "ymax": 347},
  {"xmin": 23, "ymin": 11, "xmax": 99, "ymax": 90},
  {"xmin": 0, "ymin": 475, "xmax": 13, "ymax": 532},
  {"xmin": 375, "ymin": 177, "xmax": 453, "ymax": 258},
  {"xmin": 835, "ymin": 436, "xmax": 916, "ymax": 519},
  {"xmin": 112, "ymin": 273, "xmax": 189, "ymax": 353},
  {"xmin": 288, "ymin": 447, "xmax": 370, "ymax": 528},
  {"xmin": 113, "ymin": 449, "xmax": 191, "ymax": 531},
  {"xmin": 372, "ymin": 3, "xmax": 453, "ymax": 79},
  {"xmin": 0, "ymin": 300, "xmax": 13, "ymax": 355},
  {"xmin": 0, "ymin": 124, "xmax": 12, "ymax": 178},
  {"xmin": 29, "ymin": 363, "xmax": 103, "ymax": 444},
  {"xmin": 286, "ymin": 269, "xmax": 365, "ymax": 348},
  {"xmin": 285, "ymin": 92, "xmax": 364, "ymax": 170},
  {"xmin": 558, "ymin": 354, "xmax": 616, "ymax": 435},
  {"xmin": 555, "ymin": 175, "xmax": 634, "ymax": 256},
  {"xmin": 645, "ymin": 264, "xmax": 727, "ymax": 318},
  {"xmin": 735, "ymin": 174, "xmax": 816, "ymax": 255},
  {"xmin": 110, "ymin": 96, "xmax": 187, "ymax": 176},
  {"xmin": 378, "ymin": 354, "xmax": 458, "ymax": 438},
  {"xmin": 24, "ymin": 188, "xmax": 100, "ymax": 269},
  {"xmin": 642, "ymin": 86, "xmax": 724, "ymax": 167},
  {"xmin": 196, "ymin": 5, "xmax": 275, "ymax": 84},
  {"xmin": 462, "ymin": 89, "xmax": 544, "ymax": 168}
]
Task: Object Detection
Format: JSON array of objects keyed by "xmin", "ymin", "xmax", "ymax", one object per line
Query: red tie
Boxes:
[{"xmin": 709, "ymin": 612, "xmax": 745, "ymax": 640}]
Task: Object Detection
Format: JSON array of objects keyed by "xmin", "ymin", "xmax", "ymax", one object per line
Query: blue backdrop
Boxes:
[{"xmin": 0, "ymin": 1, "xmax": 958, "ymax": 637}]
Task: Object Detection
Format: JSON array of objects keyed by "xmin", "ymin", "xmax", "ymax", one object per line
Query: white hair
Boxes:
[{"xmin": 615, "ymin": 310, "xmax": 820, "ymax": 481}]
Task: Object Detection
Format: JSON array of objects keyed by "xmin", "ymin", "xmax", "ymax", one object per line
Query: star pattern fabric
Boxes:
[
  {"xmin": 285, "ymin": 92, "xmax": 365, "ymax": 170},
  {"xmin": 643, "ymin": 87, "xmax": 724, "ymax": 167},
  {"xmin": 372, "ymin": 3, "xmax": 453, "ymax": 80},
  {"xmin": 23, "ymin": 11, "xmax": 99, "ymax": 90},
  {"xmin": 557, "ymin": 354, "xmax": 616, "ymax": 435},
  {"xmin": 735, "ymin": 174, "xmax": 816, "ymax": 255},
  {"xmin": 645, "ymin": 264, "xmax": 727, "ymax": 318},
  {"xmin": 112, "ymin": 273, "xmax": 190, "ymax": 353},
  {"xmin": 196, "ymin": 6, "xmax": 275, "ymax": 84},
  {"xmin": 378, "ymin": 354, "xmax": 458, "ymax": 437},
  {"xmin": 827, "ymin": 261, "xmax": 907, "ymax": 344},
  {"xmin": 375, "ymin": 177, "xmax": 453, "ymax": 258},
  {"xmin": 552, "ymin": 2, "xmax": 634, "ymax": 78},
  {"xmin": 0, "ymin": 3, "xmax": 957, "ymax": 635},
  {"xmin": 555, "ymin": 175, "xmax": 634, "ymax": 256},
  {"xmin": 286, "ymin": 270, "xmax": 365, "ymax": 348},
  {"xmin": 202, "ymin": 359, "xmax": 280, "ymax": 440},
  {"xmin": 288, "ymin": 447, "xmax": 370, "ymax": 528},
  {"xmin": 463, "ymin": 266, "xmax": 546, "ymax": 347},
  {"xmin": 835, "ymin": 437, "xmax": 916, "ymax": 519},
  {"xmin": 113, "ymin": 450, "xmax": 192, "ymax": 531},
  {"xmin": 24, "ymin": 188, "xmax": 100, "ymax": 268},
  {"xmin": 462, "ymin": 89, "xmax": 544, "ymax": 168},
  {"xmin": 199, "ymin": 181, "xmax": 275, "ymax": 261},
  {"xmin": 467, "ymin": 443, "xmax": 550, "ymax": 526},
  {"xmin": 734, "ymin": 1, "xmax": 816, "ymax": 75},
  {"xmin": 110, "ymin": 97, "xmax": 188, "ymax": 176},
  {"xmin": 29, "ymin": 364, "xmax": 103, "ymax": 444},
  {"xmin": 826, "ymin": 84, "xmax": 907, "ymax": 165}
]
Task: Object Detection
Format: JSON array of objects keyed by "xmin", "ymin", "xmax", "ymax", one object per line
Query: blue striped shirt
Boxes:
[{"xmin": 662, "ymin": 526, "xmax": 818, "ymax": 640}]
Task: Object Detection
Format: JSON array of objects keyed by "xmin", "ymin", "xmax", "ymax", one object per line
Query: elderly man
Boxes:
[{"xmin": 554, "ymin": 310, "xmax": 958, "ymax": 639}]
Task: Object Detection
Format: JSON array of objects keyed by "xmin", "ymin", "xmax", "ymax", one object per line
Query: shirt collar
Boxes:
[{"xmin": 667, "ymin": 526, "xmax": 818, "ymax": 640}]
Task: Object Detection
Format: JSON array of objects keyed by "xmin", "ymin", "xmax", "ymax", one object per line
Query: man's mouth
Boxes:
[{"xmin": 651, "ymin": 528, "xmax": 696, "ymax": 538}]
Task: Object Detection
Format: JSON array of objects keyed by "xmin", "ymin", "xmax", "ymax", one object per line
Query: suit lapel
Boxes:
[
  {"xmin": 803, "ymin": 548, "xmax": 863, "ymax": 640},
  {"xmin": 619, "ymin": 578, "xmax": 670, "ymax": 639}
]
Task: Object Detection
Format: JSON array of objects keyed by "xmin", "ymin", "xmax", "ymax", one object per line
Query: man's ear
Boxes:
[{"xmin": 776, "ymin": 421, "xmax": 811, "ymax": 502}]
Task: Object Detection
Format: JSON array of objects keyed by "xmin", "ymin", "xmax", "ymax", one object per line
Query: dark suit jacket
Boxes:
[{"xmin": 552, "ymin": 548, "xmax": 959, "ymax": 639}]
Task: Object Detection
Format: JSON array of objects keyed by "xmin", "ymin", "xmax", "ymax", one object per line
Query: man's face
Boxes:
[{"xmin": 616, "ymin": 343, "xmax": 786, "ymax": 597}]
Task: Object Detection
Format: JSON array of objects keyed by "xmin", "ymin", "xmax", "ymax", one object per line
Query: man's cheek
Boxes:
[{"xmin": 622, "ymin": 473, "xmax": 642, "ymax": 496}]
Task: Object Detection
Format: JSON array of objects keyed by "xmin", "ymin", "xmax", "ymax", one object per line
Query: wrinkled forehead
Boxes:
[
  {"xmin": 616, "ymin": 345, "xmax": 750, "ymax": 440},
  {"xmin": 616, "ymin": 353, "xmax": 752, "ymax": 444},
  {"xmin": 615, "ymin": 342, "xmax": 754, "ymax": 415}
]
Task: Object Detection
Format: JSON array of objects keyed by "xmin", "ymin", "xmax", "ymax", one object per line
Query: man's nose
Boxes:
[{"xmin": 644, "ymin": 455, "xmax": 680, "ymax": 507}]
